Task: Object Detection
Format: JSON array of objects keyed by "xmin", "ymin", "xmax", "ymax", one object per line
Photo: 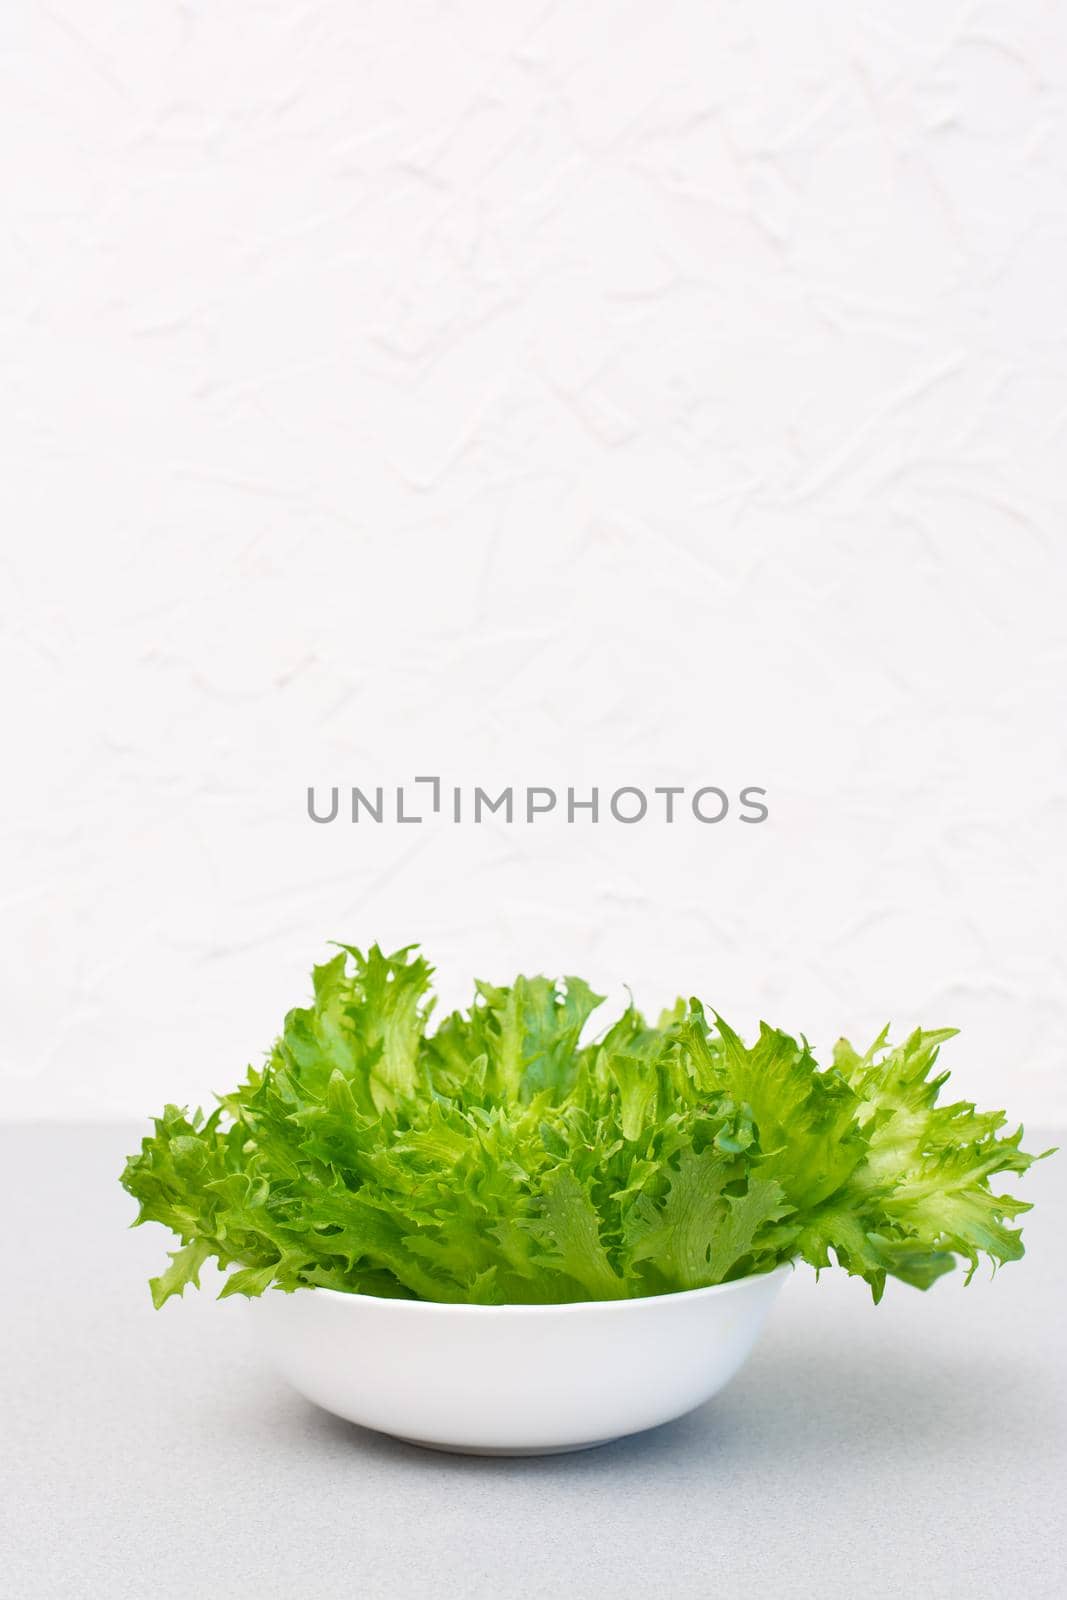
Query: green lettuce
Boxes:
[{"xmin": 121, "ymin": 944, "xmax": 1047, "ymax": 1307}]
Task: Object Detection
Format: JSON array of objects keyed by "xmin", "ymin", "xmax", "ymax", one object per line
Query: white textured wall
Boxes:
[{"xmin": 2, "ymin": 2, "xmax": 1065, "ymax": 1123}]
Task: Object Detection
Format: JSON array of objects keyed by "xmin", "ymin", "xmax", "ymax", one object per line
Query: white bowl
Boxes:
[{"xmin": 251, "ymin": 1263, "xmax": 792, "ymax": 1455}]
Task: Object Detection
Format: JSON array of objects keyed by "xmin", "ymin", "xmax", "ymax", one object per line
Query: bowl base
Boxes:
[{"xmin": 394, "ymin": 1434, "xmax": 616, "ymax": 1457}]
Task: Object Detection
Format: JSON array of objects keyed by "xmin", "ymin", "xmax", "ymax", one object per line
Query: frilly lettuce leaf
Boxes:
[{"xmin": 120, "ymin": 943, "xmax": 1048, "ymax": 1306}]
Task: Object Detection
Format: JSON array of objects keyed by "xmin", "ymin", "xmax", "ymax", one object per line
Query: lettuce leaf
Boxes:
[{"xmin": 120, "ymin": 944, "xmax": 1048, "ymax": 1305}]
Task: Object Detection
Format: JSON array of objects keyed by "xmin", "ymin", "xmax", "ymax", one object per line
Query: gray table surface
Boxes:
[{"xmin": 2, "ymin": 1124, "xmax": 1063, "ymax": 1600}]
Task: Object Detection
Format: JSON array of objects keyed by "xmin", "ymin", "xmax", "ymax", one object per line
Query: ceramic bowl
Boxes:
[{"xmin": 251, "ymin": 1262, "xmax": 792, "ymax": 1455}]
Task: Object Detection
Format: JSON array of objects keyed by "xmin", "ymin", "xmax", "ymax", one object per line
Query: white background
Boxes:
[{"xmin": 2, "ymin": 1, "xmax": 1065, "ymax": 1123}]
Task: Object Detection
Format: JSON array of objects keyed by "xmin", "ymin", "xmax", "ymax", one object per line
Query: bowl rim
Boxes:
[{"xmin": 284, "ymin": 1259, "xmax": 794, "ymax": 1316}]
